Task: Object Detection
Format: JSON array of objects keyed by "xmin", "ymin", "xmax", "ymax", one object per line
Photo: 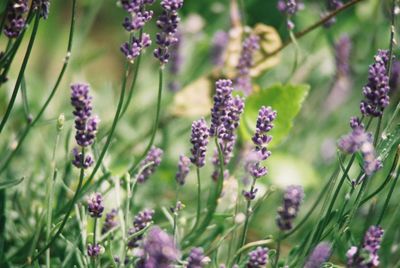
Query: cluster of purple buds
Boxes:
[
  {"xmin": 168, "ymin": 30, "xmax": 183, "ymax": 91},
  {"xmin": 190, "ymin": 118, "xmax": 209, "ymax": 168},
  {"xmin": 3, "ymin": 0, "xmax": 28, "ymax": 38},
  {"xmin": 128, "ymin": 209, "xmax": 154, "ymax": 248},
  {"xmin": 120, "ymin": 0, "xmax": 154, "ymax": 62},
  {"xmin": 323, "ymin": 0, "xmax": 343, "ymax": 27},
  {"xmin": 137, "ymin": 147, "xmax": 163, "ymax": 183},
  {"xmin": 360, "ymin": 50, "xmax": 391, "ymax": 117},
  {"xmin": 305, "ymin": 242, "xmax": 332, "ymax": 268},
  {"xmin": 71, "ymin": 83, "xmax": 99, "ymax": 169},
  {"xmin": 338, "ymin": 123, "xmax": 382, "ymax": 176},
  {"xmin": 154, "ymin": 0, "xmax": 184, "ymax": 64},
  {"xmin": 347, "ymin": 225, "xmax": 384, "ymax": 267},
  {"xmin": 277, "ymin": 0, "xmax": 303, "ymax": 29},
  {"xmin": 33, "ymin": 0, "xmax": 51, "ymax": 19},
  {"xmin": 87, "ymin": 192, "xmax": 104, "ymax": 218},
  {"xmin": 246, "ymin": 247, "xmax": 268, "ymax": 268},
  {"xmin": 101, "ymin": 209, "xmax": 118, "ymax": 234},
  {"xmin": 210, "ymin": 79, "xmax": 244, "ymax": 180},
  {"xmin": 87, "ymin": 243, "xmax": 102, "ymax": 258},
  {"xmin": 186, "ymin": 247, "xmax": 209, "ymax": 268},
  {"xmin": 276, "ymin": 185, "xmax": 304, "ymax": 231},
  {"xmin": 211, "ymin": 31, "xmax": 229, "ymax": 67},
  {"xmin": 235, "ymin": 34, "xmax": 260, "ymax": 95},
  {"xmin": 140, "ymin": 226, "xmax": 180, "ymax": 268},
  {"xmin": 176, "ymin": 155, "xmax": 190, "ymax": 185}
]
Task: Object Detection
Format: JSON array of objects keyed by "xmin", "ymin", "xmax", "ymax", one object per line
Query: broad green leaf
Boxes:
[
  {"xmin": 240, "ymin": 83, "xmax": 310, "ymax": 147},
  {"xmin": 0, "ymin": 177, "xmax": 24, "ymax": 190}
]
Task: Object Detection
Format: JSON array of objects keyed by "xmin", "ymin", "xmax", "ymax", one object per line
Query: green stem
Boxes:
[
  {"xmin": 129, "ymin": 68, "xmax": 164, "ymax": 176},
  {"xmin": 193, "ymin": 167, "xmax": 202, "ymax": 230},
  {"xmin": 45, "ymin": 130, "xmax": 61, "ymax": 268},
  {"xmin": 0, "ymin": 12, "xmax": 40, "ymax": 133},
  {"xmin": 30, "ymin": 148, "xmax": 86, "ymax": 264},
  {"xmin": 0, "ymin": 0, "xmax": 76, "ymax": 174},
  {"xmin": 377, "ymin": 163, "xmax": 400, "ymax": 225},
  {"xmin": 173, "ymin": 184, "xmax": 180, "ymax": 241}
]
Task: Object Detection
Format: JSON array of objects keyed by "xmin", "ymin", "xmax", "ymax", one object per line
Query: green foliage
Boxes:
[{"xmin": 240, "ymin": 83, "xmax": 310, "ymax": 147}]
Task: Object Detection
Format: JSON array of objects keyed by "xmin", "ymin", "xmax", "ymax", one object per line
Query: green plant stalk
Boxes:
[
  {"xmin": 274, "ymin": 233, "xmax": 282, "ymax": 268},
  {"xmin": 128, "ymin": 68, "xmax": 164, "ymax": 176},
  {"xmin": 0, "ymin": 0, "xmax": 77, "ymax": 174},
  {"xmin": 377, "ymin": 160, "xmax": 400, "ymax": 225},
  {"xmin": 0, "ymin": 12, "xmax": 40, "ymax": 133},
  {"xmin": 92, "ymin": 218, "xmax": 98, "ymax": 268},
  {"xmin": 30, "ymin": 148, "xmax": 86, "ymax": 264},
  {"xmin": 173, "ymin": 184, "xmax": 180, "ymax": 241},
  {"xmin": 45, "ymin": 130, "xmax": 61, "ymax": 268},
  {"xmin": 235, "ymin": 177, "xmax": 257, "ymax": 263},
  {"xmin": 183, "ymin": 137, "xmax": 225, "ymax": 248},
  {"xmin": 189, "ymin": 167, "xmax": 202, "ymax": 235}
]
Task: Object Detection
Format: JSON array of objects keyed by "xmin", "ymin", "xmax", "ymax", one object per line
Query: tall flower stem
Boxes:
[
  {"xmin": 128, "ymin": 68, "xmax": 164, "ymax": 176},
  {"xmin": 235, "ymin": 178, "xmax": 257, "ymax": 263},
  {"xmin": 31, "ymin": 148, "xmax": 86, "ymax": 264},
  {"xmin": 0, "ymin": 12, "xmax": 40, "ymax": 133},
  {"xmin": 193, "ymin": 167, "xmax": 202, "ymax": 231},
  {"xmin": 45, "ymin": 126, "xmax": 62, "ymax": 268},
  {"xmin": 92, "ymin": 218, "xmax": 98, "ymax": 268},
  {"xmin": 173, "ymin": 184, "xmax": 180, "ymax": 241},
  {"xmin": 183, "ymin": 137, "xmax": 225, "ymax": 248},
  {"xmin": 0, "ymin": 0, "xmax": 77, "ymax": 174}
]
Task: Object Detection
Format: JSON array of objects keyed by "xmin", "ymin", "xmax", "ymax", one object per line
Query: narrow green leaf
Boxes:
[
  {"xmin": 240, "ymin": 83, "xmax": 310, "ymax": 147},
  {"xmin": 0, "ymin": 177, "xmax": 24, "ymax": 190}
]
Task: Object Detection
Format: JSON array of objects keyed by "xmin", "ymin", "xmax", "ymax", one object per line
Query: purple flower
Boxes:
[
  {"xmin": 137, "ymin": 147, "xmax": 163, "ymax": 183},
  {"xmin": 235, "ymin": 34, "xmax": 260, "ymax": 95},
  {"xmin": 176, "ymin": 155, "xmax": 190, "ymax": 185},
  {"xmin": 72, "ymin": 147, "xmax": 94, "ymax": 169},
  {"xmin": 305, "ymin": 242, "xmax": 332, "ymax": 268},
  {"xmin": 87, "ymin": 243, "xmax": 102, "ymax": 258},
  {"xmin": 335, "ymin": 35, "xmax": 351, "ymax": 78},
  {"xmin": 277, "ymin": 0, "xmax": 303, "ymax": 29},
  {"xmin": 120, "ymin": 0, "xmax": 154, "ymax": 62},
  {"xmin": 390, "ymin": 60, "xmax": 400, "ymax": 92},
  {"xmin": 153, "ymin": 0, "xmax": 184, "ymax": 64},
  {"xmin": 360, "ymin": 50, "xmax": 391, "ymax": 117},
  {"xmin": 186, "ymin": 247, "xmax": 208, "ymax": 268},
  {"xmin": 87, "ymin": 193, "xmax": 104, "ymax": 218},
  {"xmin": 33, "ymin": 0, "xmax": 50, "ymax": 19},
  {"xmin": 211, "ymin": 31, "xmax": 229, "ymax": 67},
  {"xmin": 209, "ymin": 79, "xmax": 234, "ymax": 137},
  {"xmin": 190, "ymin": 118, "xmax": 209, "ymax": 168},
  {"xmin": 246, "ymin": 247, "xmax": 268, "ymax": 268},
  {"xmin": 3, "ymin": 0, "xmax": 28, "ymax": 38},
  {"xmin": 276, "ymin": 185, "xmax": 304, "ymax": 231},
  {"xmin": 101, "ymin": 209, "xmax": 118, "ymax": 234},
  {"xmin": 338, "ymin": 126, "xmax": 382, "ymax": 176},
  {"xmin": 128, "ymin": 209, "xmax": 154, "ymax": 248},
  {"xmin": 323, "ymin": 0, "xmax": 343, "ymax": 26},
  {"xmin": 347, "ymin": 225, "xmax": 384, "ymax": 268},
  {"xmin": 140, "ymin": 226, "xmax": 180, "ymax": 268},
  {"xmin": 168, "ymin": 30, "xmax": 183, "ymax": 91}
]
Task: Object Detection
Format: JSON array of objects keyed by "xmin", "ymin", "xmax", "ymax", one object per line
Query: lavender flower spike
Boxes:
[
  {"xmin": 101, "ymin": 209, "xmax": 118, "ymax": 234},
  {"xmin": 3, "ymin": 0, "xmax": 28, "ymax": 38},
  {"xmin": 190, "ymin": 118, "xmax": 209, "ymax": 168},
  {"xmin": 33, "ymin": 0, "xmax": 51, "ymax": 19},
  {"xmin": 305, "ymin": 242, "xmax": 332, "ymax": 268},
  {"xmin": 235, "ymin": 34, "xmax": 260, "ymax": 95},
  {"xmin": 277, "ymin": 0, "xmax": 303, "ymax": 29},
  {"xmin": 141, "ymin": 226, "xmax": 180, "ymax": 268},
  {"xmin": 154, "ymin": 0, "xmax": 184, "ymax": 64},
  {"xmin": 360, "ymin": 49, "xmax": 391, "ymax": 117},
  {"xmin": 87, "ymin": 192, "xmax": 104, "ymax": 218},
  {"xmin": 276, "ymin": 185, "xmax": 304, "ymax": 231},
  {"xmin": 211, "ymin": 31, "xmax": 229, "ymax": 67},
  {"xmin": 128, "ymin": 209, "xmax": 154, "ymax": 248},
  {"xmin": 137, "ymin": 147, "xmax": 163, "ymax": 183},
  {"xmin": 347, "ymin": 225, "xmax": 384, "ymax": 267},
  {"xmin": 87, "ymin": 243, "xmax": 103, "ymax": 258},
  {"xmin": 246, "ymin": 247, "xmax": 268, "ymax": 268},
  {"xmin": 176, "ymin": 155, "xmax": 191, "ymax": 185},
  {"xmin": 186, "ymin": 247, "xmax": 209, "ymax": 268},
  {"xmin": 210, "ymin": 79, "xmax": 234, "ymax": 137}
]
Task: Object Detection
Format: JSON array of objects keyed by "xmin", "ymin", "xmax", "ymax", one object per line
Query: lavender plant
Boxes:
[{"xmin": 0, "ymin": 0, "xmax": 399, "ymax": 267}]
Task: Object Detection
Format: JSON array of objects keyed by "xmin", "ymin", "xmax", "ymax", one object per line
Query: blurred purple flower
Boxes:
[
  {"xmin": 277, "ymin": 0, "xmax": 303, "ymax": 29},
  {"xmin": 305, "ymin": 242, "xmax": 332, "ymax": 268},
  {"xmin": 101, "ymin": 209, "xmax": 118, "ymax": 234},
  {"xmin": 138, "ymin": 147, "xmax": 163, "ymax": 183},
  {"xmin": 168, "ymin": 30, "xmax": 183, "ymax": 91},
  {"xmin": 176, "ymin": 155, "xmax": 190, "ymax": 185},
  {"xmin": 3, "ymin": 0, "xmax": 28, "ymax": 38},
  {"xmin": 128, "ymin": 209, "xmax": 154, "ymax": 248},
  {"xmin": 235, "ymin": 34, "xmax": 260, "ymax": 95},
  {"xmin": 186, "ymin": 247, "xmax": 208, "ymax": 268},
  {"xmin": 87, "ymin": 243, "xmax": 102, "ymax": 258},
  {"xmin": 246, "ymin": 247, "xmax": 268, "ymax": 268},
  {"xmin": 211, "ymin": 31, "xmax": 229, "ymax": 67},
  {"xmin": 276, "ymin": 185, "xmax": 304, "ymax": 231},
  {"xmin": 390, "ymin": 60, "xmax": 400, "ymax": 92},
  {"xmin": 347, "ymin": 225, "xmax": 384, "ymax": 267}
]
